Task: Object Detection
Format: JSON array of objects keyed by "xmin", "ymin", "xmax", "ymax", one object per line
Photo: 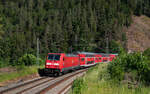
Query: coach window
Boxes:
[{"xmin": 81, "ymin": 58, "xmax": 85, "ymax": 61}]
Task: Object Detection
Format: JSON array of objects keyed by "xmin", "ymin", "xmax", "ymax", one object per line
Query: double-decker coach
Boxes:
[
  {"xmin": 97, "ymin": 53, "xmax": 110, "ymax": 62},
  {"xmin": 109, "ymin": 54, "xmax": 118, "ymax": 61},
  {"xmin": 98, "ymin": 53, "xmax": 118, "ymax": 62},
  {"xmin": 77, "ymin": 52, "xmax": 97, "ymax": 67},
  {"xmin": 95, "ymin": 54, "xmax": 102, "ymax": 63}
]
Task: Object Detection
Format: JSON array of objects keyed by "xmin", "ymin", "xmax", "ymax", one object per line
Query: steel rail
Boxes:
[
  {"xmin": 17, "ymin": 78, "xmax": 55, "ymax": 94},
  {"xmin": 0, "ymin": 77, "xmax": 48, "ymax": 94},
  {"xmin": 37, "ymin": 69, "xmax": 87, "ymax": 94},
  {"xmin": 58, "ymin": 82, "xmax": 73, "ymax": 94}
]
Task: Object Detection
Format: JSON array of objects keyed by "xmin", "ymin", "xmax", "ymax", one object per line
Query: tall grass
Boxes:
[{"xmin": 71, "ymin": 63, "xmax": 150, "ymax": 94}]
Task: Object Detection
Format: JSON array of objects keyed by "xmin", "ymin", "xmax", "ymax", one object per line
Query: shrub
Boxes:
[
  {"xmin": 109, "ymin": 40, "xmax": 121, "ymax": 53},
  {"xmin": 0, "ymin": 60, "xmax": 2, "ymax": 68},
  {"xmin": 143, "ymin": 48, "xmax": 150, "ymax": 60},
  {"xmin": 18, "ymin": 54, "xmax": 42, "ymax": 66},
  {"xmin": 72, "ymin": 78, "xmax": 87, "ymax": 94},
  {"xmin": 0, "ymin": 59, "xmax": 9, "ymax": 68},
  {"xmin": 108, "ymin": 52, "xmax": 150, "ymax": 85}
]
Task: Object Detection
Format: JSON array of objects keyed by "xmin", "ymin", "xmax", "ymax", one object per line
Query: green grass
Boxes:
[
  {"xmin": 0, "ymin": 60, "xmax": 9, "ymax": 68},
  {"xmin": 71, "ymin": 63, "xmax": 150, "ymax": 94},
  {"xmin": 0, "ymin": 65, "xmax": 44, "ymax": 83}
]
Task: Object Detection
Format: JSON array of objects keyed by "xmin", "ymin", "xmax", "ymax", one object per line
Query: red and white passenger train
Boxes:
[{"xmin": 41, "ymin": 52, "xmax": 117, "ymax": 76}]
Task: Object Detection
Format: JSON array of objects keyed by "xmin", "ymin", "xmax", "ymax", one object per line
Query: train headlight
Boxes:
[
  {"xmin": 54, "ymin": 63, "xmax": 59, "ymax": 65},
  {"xmin": 46, "ymin": 63, "xmax": 52, "ymax": 65}
]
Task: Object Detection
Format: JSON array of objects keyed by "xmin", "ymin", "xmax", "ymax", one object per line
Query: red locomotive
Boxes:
[{"xmin": 44, "ymin": 53, "xmax": 80, "ymax": 76}]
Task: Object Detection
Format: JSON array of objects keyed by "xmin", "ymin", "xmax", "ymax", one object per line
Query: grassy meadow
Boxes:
[{"xmin": 71, "ymin": 63, "xmax": 150, "ymax": 94}]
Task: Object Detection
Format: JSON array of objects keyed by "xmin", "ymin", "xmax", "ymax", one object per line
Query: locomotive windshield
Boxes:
[{"xmin": 48, "ymin": 54, "xmax": 60, "ymax": 61}]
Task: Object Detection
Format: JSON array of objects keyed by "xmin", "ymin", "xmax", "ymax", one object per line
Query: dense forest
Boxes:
[{"xmin": 0, "ymin": 0, "xmax": 150, "ymax": 64}]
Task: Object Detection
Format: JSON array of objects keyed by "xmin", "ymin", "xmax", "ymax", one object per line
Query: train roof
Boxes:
[
  {"xmin": 76, "ymin": 52, "xmax": 96, "ymax": 55},
  {"xmin": 66, "ymin": 54, "xmax": 79, "ymax": 57},
  {"xmin": 47, "ymin": 52, "xmax": 118, "ymax": 57},
  {"xmin": 95, "ymin": 53, "xmax": 118, "ymax": 57},
  {"xmin": 48, "ymin": 53, "xmax": 64, "ymax": 54}
]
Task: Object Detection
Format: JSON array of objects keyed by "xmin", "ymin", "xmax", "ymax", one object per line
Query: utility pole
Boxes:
[
  {"xmin": 106, "ymin": 37, "xmax": 109, "ymax": 54},
  {"xmin": 37, "ymin": 38, "xmax": 39, "ymax": 67},
  {"xmin": 70, "ymin": 46, "xmax": 72, "ymax": 53},
  {"xmin": 75, "ymin": 34, "xmax": 78, "ymax": 51},
  {"xmin": 105, "ymin": 30, "xmax": 109, "ymax": 54}
]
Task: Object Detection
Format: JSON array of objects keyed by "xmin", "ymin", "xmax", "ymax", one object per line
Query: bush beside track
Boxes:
[{"xmin": 108, "ymin": 49, "xmax": 150, "ymax": 86}]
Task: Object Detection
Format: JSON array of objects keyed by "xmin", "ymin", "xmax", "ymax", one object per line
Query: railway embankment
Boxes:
[
  {"xmin": 0, "ymin": 66, "xmax": 42, "ymax": 87},
  {"xmin": 71, "ymin": 63, "xmax": 150, "ymax": 94},
  {"xmin": 0, "ymin": 69, "xmax": 86, "ymax": 94},
  {"xmin": 71, "ymin": 50, "xmax": 150, "ymax": 94}
]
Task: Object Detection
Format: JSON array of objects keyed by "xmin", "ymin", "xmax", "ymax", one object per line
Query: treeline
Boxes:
[{"xmin": 0, "ymin": 0, "xmax": 150, "ymax": 64}]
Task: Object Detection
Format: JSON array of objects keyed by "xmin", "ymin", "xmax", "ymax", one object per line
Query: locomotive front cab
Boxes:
[
  {"xmin": 45, "ymin": 53, "xmax": 64, "ymax": 74},
  {"xmin": 46, "ymin": 54, "xmax": 60, "ymax": 68}
]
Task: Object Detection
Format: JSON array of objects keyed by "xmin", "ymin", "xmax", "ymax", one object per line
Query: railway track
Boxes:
[
  {"xmin": 0, "ymin": 69, "xmax": 87, "ymax": 94},
  {"xmin": 58, "ymin": 82, "xmax": 73, "ymax": 94},
  {"xmin": 0, "ymin": 77, "xmax": 54, "ymax": 94}
]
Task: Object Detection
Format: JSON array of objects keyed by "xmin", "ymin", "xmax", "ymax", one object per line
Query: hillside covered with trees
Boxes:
[{"xmin": 0, "ymin": 0, "xmax": 150, "ymax": 65}]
